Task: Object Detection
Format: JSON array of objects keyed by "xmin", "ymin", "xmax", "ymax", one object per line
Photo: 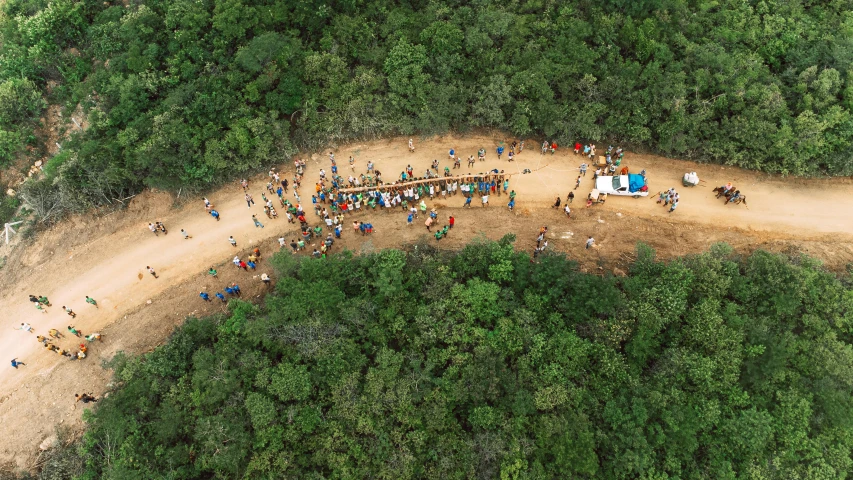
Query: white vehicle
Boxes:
[{"xmin": 595, "ymin": 174, "xmax": 649, "ymax": 197}]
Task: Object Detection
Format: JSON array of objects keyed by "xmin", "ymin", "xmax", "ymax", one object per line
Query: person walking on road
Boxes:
[
  {"xmin": 68, "ymin": 325, "xmax": 83, "ymax": 337},
  {"xmin": 62, "ymin": 306, "xmax": 76, "ymax": 318},
  {"xmin": 85, "ymin": 296, "xmax": 98, "ymax": 308},
  {"xmin": 210, "ymin": 209, "xmax": 220, "ymax": 221},
  {"xmin": 252, "ymin": 215, "xmax": 264, "ymax": 228},
  {"xmin": 147, "ymin": 266, "xmax": 158, "ymax": 278},
  {"xmin": 245, "ymin": 193, "xmax": 255, "ymax": 208},
  {"xmin": 18, "ymin": 323, "xmax": 34, "ymax": 333},
  {"xmin": 180, "ymin": 229, "xmax": 191, "ymax": 240},
  {"xmin": 229, "ymin": 236, "xmax": 237, "ymax": 247},
  {"xmin": 10, "ymin": 358, "xmax": 25, "ymax": 369},
  {"xmin": 575, "ymin": 176, "xmax": 581, "ymax": 190}
]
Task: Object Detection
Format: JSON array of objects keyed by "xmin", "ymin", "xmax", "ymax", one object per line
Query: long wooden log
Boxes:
[{"xmin": 335, "ymin": 165, "xmax": 548, "ymax": 194}]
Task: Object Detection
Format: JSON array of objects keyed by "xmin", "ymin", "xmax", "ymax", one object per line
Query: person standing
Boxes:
[
  {"xmin": 575, "ymin": 176, "xmax": 581, "ymax": 190},
  {"xmin": 425, "ymin": 217, "xmax": 433, "ymax": 232},
  {"xmin": 62, "ymin": 306, "xmax": 76, "ymax": 318},
  {"xmin": 245, "ymin": 193, "xmax": 255, "ymax": 208},
  {"xmin": 210, "ymin": 209, "xmax": 220, "ymax": 221},
  {"xmin": 180, "ymin": 229, "xmax": 191, "ymax": 240},
  {"xmin": 85, "ymin": 296, "xmax": 98, "ymax": 308},
  {"xmin": 449, "ymin": 215, "xmax": 455, "ymax": 229},
  {"xmin": 215, "ymin": 292, "xmax": 226, "ymax": 303},
  {"xmin": 580, "ymin": 162, "xmax": 588, "ymax": 176},
  {"xmin": 497, "ymin": 145, "xmax": 504, "ymax": 160},
  {"xmin": 409, "ymin": 138, "xmax": 415, "ymax": 152},
  {"xmin": 564, "ymin": 205, "xmax": 571, "ymax": 218},
  {"xmin": 669, "ymin": 199, "xmax": 678, "ymax": 213},
  {"xmin": 585, "ymin": 236, "xmax": 595, "ymax": 249},
  {"xmin": 482, "ymin": 193, "xmax": 489, "ymax": 207},
  {"xmin": 229, "ymin": 236, "xmax": 237, "ymax": 247},
  {"xmin": 252, "ymin": 215, "xmax": 264, "ymax": 228},
  {"xmin": 147, "ymin": 266, "xmax": 158, "ymax": 278},
  {"xmin": 148, "ymin": 223, "xmax": 158, "ymax": 236},
  {"xmin": 568, "ymin": 191, "xmax": 575, "ymax": 203},
  {"xmin": 407, "ymin": 212, "xmax": 413, "ymax": 226},
  {"xmin": 199, "ymin": 292, "xmax": 211, "ymax": 302},
  {"xmin": 231, "ymin": 283, "xmax": 241, "ymax": 297},
  {"xmin": 552, "ymin": 196, "xmax": 561, "ymax": 209}
]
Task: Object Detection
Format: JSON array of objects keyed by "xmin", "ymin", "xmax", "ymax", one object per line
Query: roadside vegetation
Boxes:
[
  {"xmin": 1, "ymin": 0, "xmax": 852, "ymax": 221},
  {"xmin": 34, "ymin": 239, "xmax": 852, "ymax": 478}
]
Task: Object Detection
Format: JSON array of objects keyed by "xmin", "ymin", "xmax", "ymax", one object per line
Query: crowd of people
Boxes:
[{"xmin": 16, "ymin": 294, "xmax": 103, "ymax": 369}]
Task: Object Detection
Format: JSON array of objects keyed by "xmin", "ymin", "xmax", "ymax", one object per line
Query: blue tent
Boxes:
[{"xmin": 628, "ymin": 174, "xmax": 646, "ymax": 193}]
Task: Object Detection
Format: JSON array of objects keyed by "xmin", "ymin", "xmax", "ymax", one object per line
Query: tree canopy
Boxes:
[
  {"xmin": 2, "ymin": 0, "xmax": 853, "ymax": 218},
  {"xmin": 72, "ymin": 239, "xmax": 853, "ymax": 479}
]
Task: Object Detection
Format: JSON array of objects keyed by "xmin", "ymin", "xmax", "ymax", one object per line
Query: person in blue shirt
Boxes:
[
  {"xmin": 225, "ymin": 286, "xmax": 235, "ymax": 296},
  {"xmin": 247, "ymin": 261, "xmax": 256, "ymax": 270},
  {"xmin": 210, "ymin": 209, "xmax": 220, "ymax": 221},
  {"xmin": 449, "ymin": 148, "xmax": 455, "ymax": 159},
  {"xmin": 334, "ymin": 225, "xmax": 342, "ymax": 238},
  {"xmin": 407, "ymin": 213, "xmax": 413, "ymax": 225},
  {"xmin": 508, "ymin": 199, "xmax": 515, "ymax": 211},
  {"xmin": 464, "ymin": 196, "xmax": 472, "ymax": 207},
  {"xmin": 331, "ymin": 164, "xmax": 338, "ymax": 174},
  {"xmin": 215, "ymin": 292, "xmax": 226, "ymax": 303},
  {"xmin": 319, "ymin": 192, "xmax": 326, "ymax": 203},
  {"xmin": 199, "ymin": 292, "xmax": 211, "ymax": 302},
  {"xmin": 359, "ymin": 222, "xmax": 367, "ymax": 236},
  {"xmin": 497, "ymin": 146, "xmax": 504, "ymax": 159},
  {"xmin": 231, "ymin": 284, "xmax": 241, "ymax": 296}
]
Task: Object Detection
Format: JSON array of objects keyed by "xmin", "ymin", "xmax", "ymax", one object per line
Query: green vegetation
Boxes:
[
  {"xmin": 1, "ymin": 0, "xmax": 852, "ymax": 219},
  {"xmin": 72, "ymin": 239, "xmax": 853, "ymax": 478}
]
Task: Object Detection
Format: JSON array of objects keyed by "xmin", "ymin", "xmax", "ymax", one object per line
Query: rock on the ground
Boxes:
[{"xmin": 39, "ymin": 435, "xmax": 57, "ymax": 451}]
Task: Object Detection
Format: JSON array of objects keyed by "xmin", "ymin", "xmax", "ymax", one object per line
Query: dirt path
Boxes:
[{"xmin": 1, "ymin": 134, "xmax": 852, "ymax": 470}]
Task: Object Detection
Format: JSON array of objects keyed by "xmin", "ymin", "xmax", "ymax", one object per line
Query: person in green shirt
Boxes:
[
  {"xmin": 434, "ymin": 230, "xmax": 443, "ymax": 240},
  {"xmin": 313, "ymin": 225, "xmax": 323, "ymax": 237},
  {"xmin": 38, "ymin": 296, "xmax": 50, "ymax": 306},
  {"xmin": 509, "ymin": 190, "xmax": 516, "ymax": 200},
  {"xmin": 85, "ymin": 296, "xmax": 98, "ymax": 308},
  {"xmin": 208, "ymin": 267, "xmax": 218, "ymax": 278}
]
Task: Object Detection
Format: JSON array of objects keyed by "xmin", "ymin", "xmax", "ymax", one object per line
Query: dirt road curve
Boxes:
[{"xmin": 1, "ymin": 134, "xmax": 852, "ymax": 469}]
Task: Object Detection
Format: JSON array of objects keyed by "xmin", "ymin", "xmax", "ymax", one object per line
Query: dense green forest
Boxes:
[
  {"xmin": 48, "ymin": 239, "xmax": 850, "ymax": 479},
  {"xmin": 1, "ymin": 0, "xmax": 853, "ymax": 221}
]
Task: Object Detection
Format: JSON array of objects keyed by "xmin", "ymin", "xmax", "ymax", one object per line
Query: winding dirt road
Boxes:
[{"xmin": 1, "ymin": 134, "xmax": 852, "ymax": 470}]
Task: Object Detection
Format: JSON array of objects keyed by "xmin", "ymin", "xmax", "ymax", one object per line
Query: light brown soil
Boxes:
[{"xmin": 0, "ymin": 134, "xmax": 852, "ymax": 471}]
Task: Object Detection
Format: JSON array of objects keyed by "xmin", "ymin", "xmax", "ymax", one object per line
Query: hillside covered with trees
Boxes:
[
  {"xmin": 1, "ymin": 0, "xmax": 853, "ymax": 220},
  {"xmin": 62, "ymin": 239, "xmax": 853, "ymax": 479}
]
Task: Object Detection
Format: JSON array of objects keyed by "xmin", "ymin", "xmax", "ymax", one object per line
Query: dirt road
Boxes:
[{"xmin": 1, "ymin": 134, "xmax": 852, "ymax": 470}]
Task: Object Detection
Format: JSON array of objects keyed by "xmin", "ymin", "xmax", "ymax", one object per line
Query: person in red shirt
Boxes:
[
  {"xmin": 551, "ymin": 142, "xmax": 558, "ymax": 154},
  {"xmin": 574, "ymin": 142, "xmax": 581, "ymax": 154},
  {"xmin": 449, "ymin": 215, "xmax": 455, "ymax": 229}
]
